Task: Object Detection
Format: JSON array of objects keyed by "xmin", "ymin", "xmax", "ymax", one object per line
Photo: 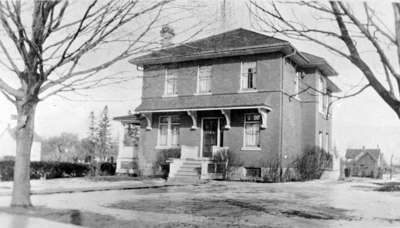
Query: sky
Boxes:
[{"xmin": 0, "ymin": 0, "xmax": 400, "ymax": 162}]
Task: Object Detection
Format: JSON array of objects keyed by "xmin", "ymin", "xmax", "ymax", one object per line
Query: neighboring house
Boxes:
[
  {"xmin": 0, "ymin": 126, "xmax": 42, "ymax": 161},
  {"xmin": 114, "ymin": 28, "xmax": 340, "ymax": 180},
  {"xmin": 344, "ymin": 147, "xmax": 386, "ymax": 178}
]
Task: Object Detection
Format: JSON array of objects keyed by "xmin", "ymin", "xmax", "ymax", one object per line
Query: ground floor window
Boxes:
[
  {"xmin": 158, "ymin": 116, "xmax": 180, "ymax": 147},
  {"xmin": 245, "ymin": 167, "xmax": 261, "ymax": 178},
  {"xmin": 244, "ymin": 113, "xmax": 261, "ymax": 148}
]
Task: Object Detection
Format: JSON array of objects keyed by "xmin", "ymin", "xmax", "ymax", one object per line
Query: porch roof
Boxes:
[{"xmin": 135, "ymin": 93, "xmax": 272, "ymax": 113}]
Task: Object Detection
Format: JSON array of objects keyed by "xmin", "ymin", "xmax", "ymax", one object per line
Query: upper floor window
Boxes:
[
  {"xmin": 243, "ymin": 113, "xmax": 261, "ymax": 148},
  {"xmin": 295, "ymin": 71, "xmax": 302, "ymax": 99},
  {"xmin": 197, "ymin": 65, "xmax": 212, "ymax": 94},
  {"xmin": 241, "ymin": 62, "xmax": 257, "ymax": 90},
  {"xmin": 158, "ymin": 115, "xmax": 180, "ymax": 147},
  {"xmin": 164, "ymin": 69, "xmax": 177, "ymax": 96},
  {"xmin": 318, "ymin": 76, "xmax": 325, "ymax": 113}
]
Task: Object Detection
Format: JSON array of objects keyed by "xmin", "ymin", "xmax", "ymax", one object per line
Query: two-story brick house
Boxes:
[{"xmin": 114, "ymin": 28, "xmax": 340, "ymax": 180}]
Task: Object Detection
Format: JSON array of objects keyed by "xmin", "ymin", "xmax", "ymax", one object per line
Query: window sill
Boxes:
[
  {"xmin": 238, "ymin": 89, "xmax": 258, "ymax": 93},
  {"xmin": 241, "ymin": 147, "xmax": 261, "ymax": 151},
  {"xmin": 162, "ymin": 94, "xmax": 178, "ymax": 98},
  {"xmin": 155, "ymin": 145, "xmax": 180, "ymax": 150},
  {"xmin": 194, "ymin": 92, "xmax": 212, "ymax": 96}
]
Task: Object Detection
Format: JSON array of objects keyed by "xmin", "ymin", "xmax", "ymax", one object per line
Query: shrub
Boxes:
[
  {"xmin": 262, "ymin": 159, "xmax": 281, "ymax": 183},
  {"xmin": 99, "ymin": 162, "xmax": 116, "ymax": 176},
  {"xmin": 294, "ymin": 146, "xmax": 332, "ymax": 181},
  {"xmin": 154, "ymin": 148, "xmax": 181, "ymax": 179},
  {"xmin": 0, "ymin": 161, "xmax": 90, "ymax": 181}
]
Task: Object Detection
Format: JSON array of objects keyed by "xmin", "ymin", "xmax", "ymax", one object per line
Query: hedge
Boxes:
[{"xmin": 0, "ymin": 161, "xmax": 90, "ymax": 181}]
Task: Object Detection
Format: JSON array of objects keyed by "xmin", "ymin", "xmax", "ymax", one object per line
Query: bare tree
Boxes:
[
  {"xmin": 248, "ymin": 1, "xmax": 400, "ymax": 118},
  {"xmin": 0, "ymin": 0, "xmax": 179, "ymax": 207}
]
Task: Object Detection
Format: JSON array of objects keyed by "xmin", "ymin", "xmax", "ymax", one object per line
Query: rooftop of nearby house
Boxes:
[{"xmin": 345, "ymin": 147, "xmax": 381, "ymax": 161}]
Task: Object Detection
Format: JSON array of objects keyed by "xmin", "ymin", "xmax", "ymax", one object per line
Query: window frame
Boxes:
[
  {"xmin": 196, "ymin": 65, "xmax": 212, "ymax": 95},
  {"xmin": 318, "ymin": 76, "xmax": 325, "ymax": 114},
  {"xmin": 242, "ymin": 113, "xmax": 261, "ymax": 150},
  {"xmin": 157, "ymin": 115, "xmax": 180, "ymax": 148},
  {"xmin": 295, "ymin": 71, "xmax": 301, "ymax": 99},
  {"xmin": 164, "ymin": 69, "xmax": 178, "ymax": 97},
  {"xmin": 240, "ymin": 61, "xmax": 257, "ymax": 91}
]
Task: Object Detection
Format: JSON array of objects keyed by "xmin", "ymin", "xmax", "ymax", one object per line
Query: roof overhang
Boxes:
[
  {"xmin": 113, "ymin": 114, "xmax": 141, "ymax": 124},
  {"xmin": 326, "ymin": 77, "xmax": 341, "ymax": 93},
  {"xmin": 136, "ymin": 105, "xmax": 272, "ymax": 113},
  {"xmin": 129, "ymin": 43, "xmax": 308, "ymax": 67}
]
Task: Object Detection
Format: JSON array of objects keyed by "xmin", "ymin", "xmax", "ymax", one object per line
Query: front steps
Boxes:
[{"xmin": 168, "ymin": 158, "xmax": 202, "ymax": 183}]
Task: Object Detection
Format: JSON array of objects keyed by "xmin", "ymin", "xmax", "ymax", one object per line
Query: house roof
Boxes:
[
  {"xmin": 134, "ymin": 92, "xmax": 272, "ymax": 113},
  {"xmin": 129, "ymin": 28, "xmax": 337, "ymax": 76},
  {"xmin": 113, "ymin": 114, "xmax": 141, "ymax": 124},
  {"xmin": 300, "ymin": 52, "xmax": 338, "ymax": 76},
  {"xmin": 345, "ymin": 148, "xmax": 381, "ymax": 161}
]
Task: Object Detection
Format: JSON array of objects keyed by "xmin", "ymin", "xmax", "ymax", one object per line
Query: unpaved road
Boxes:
[{"xmin": 0, "ymin": 178, "xmax": 399, "ymax": 227}]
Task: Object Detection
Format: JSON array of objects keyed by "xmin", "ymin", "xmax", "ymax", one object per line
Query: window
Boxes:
[
  {"xmin": 241, "ymin": 62, "xmax": 256, "ymax": 90},
  {"xmin": 295, "ymin": 71, "xmax": 301, "ymax": 98},
  {"xmin": 197, "ymin": 65, "xmax": 212, "ymax": 94},
  {"xmin": 158, "ymin": 116, "xmax": 180, "ymax": 147},
  {"xmin": 318, "ymin": 131, "xmax": 323, "ymax": 149},
  {"xmin": 164, "ymin": 69, "xmax": 177, "ymax": 96},
  {"xmin": 244, "ymin": 114, "xmax": 261, "ymax": 148},
  {"xmin": 245, "ymin": 167, "xmax": 261, "ymax": 178},
  {"xmin": 325, "ymin": 133, "xmax": 329, "ymax": 152},
  {"xmin": 318, "ymin": 76, "xmax": 324, "ymax": 113}
]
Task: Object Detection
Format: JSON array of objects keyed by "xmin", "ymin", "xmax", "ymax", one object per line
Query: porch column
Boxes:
[
  {"xmin": 257, "ymin": 108, "xmax": 268, "ymax": 129},
  {"xmin": 221, "ymin": 109, "xmax": 231, "ymax": 129},
  {"xmin": 187, "ymin": 111, "xmax": 198, "ymax": 130},
  {"xmin": 141, "ymin": 113, "xmax": 152, "ymax": 130}
]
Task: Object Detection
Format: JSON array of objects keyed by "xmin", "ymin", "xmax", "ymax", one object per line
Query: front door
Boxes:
[{"xmin": 202, "ymin": 118, "xmax": 219, "ymax": 157}]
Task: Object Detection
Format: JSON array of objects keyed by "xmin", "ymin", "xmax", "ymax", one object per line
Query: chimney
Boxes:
[{"xmin": 160, "ymin": 24, "xmax": 175, "ymax": 48}]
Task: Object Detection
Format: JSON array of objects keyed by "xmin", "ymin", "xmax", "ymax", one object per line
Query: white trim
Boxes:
[
  {"xmin": 221, "ymin": 109, "xmax": 231, "ymax": 129},
  {"xmin": 237, "ymin": 89, "xmax": 258, "ymax": 93},
  {"xmin": 193, "ymin": 92, "xmax": 212, "ymax": 96},
  {"xmin": 187, "ymin": 111, "xmax": 198, "ymax": 129},
  {"xmin": 162, "ymin": 94, "xmax": 178, "ymax": 98},
  {"xmin": 241, "ymin": 147, "xmax": 262, "ymax": 151},
  {"xmin": 138, "ymin": 105, "xmax": 272, "ymax": 113},
  {"xmin": 200, "ymin": 117, "xmax": 222, "ymax": 158},
  {"xmin": 141, "ymin": 113, "xmax": 152, "ymax": 130}
]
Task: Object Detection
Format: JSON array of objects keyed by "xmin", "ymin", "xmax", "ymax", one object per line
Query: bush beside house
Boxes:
[{"xmin": 154, "ymin": 148, "xmax": 181, "ymax": 179}]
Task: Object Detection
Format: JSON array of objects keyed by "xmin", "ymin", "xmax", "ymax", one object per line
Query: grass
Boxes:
[{"xmin": 0, "ymin": 206, "xmax": 134, "ymax": 228}]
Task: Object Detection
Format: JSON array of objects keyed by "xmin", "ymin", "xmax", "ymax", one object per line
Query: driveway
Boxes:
[{"xmin": 0, "ymin": 178, "xmax": 399, "ymax": 227}]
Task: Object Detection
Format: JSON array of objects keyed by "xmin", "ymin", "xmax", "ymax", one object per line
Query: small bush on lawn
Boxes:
[
  {"xmin": 294, "ymin": 146, "xmax": 332, "ymax": 181},
  {"xmin": 0, "ymin": 161, "xmax": 90, "ymax": 181},
  {"xmin": 154, "ymin": 148, "xmax": 181, "ymax": 179},
  {"xmin": 99, "ymin": 162, "xmax": 116, "ymax": 176}
]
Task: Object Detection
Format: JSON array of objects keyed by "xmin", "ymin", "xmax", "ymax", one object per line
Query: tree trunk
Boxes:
[{"xmin": 10, "ymin": 99, "xmax": 38, "ymax": 207}]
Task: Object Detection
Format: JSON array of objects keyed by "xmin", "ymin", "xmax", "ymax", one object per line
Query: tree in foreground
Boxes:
[
  {"xmin": 248, "ymin": 1, "xmax": 400, "ymax": 117},
  {"xmin": 0, "ymin": 0, "xmax": 176, "ymax": 207}
]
